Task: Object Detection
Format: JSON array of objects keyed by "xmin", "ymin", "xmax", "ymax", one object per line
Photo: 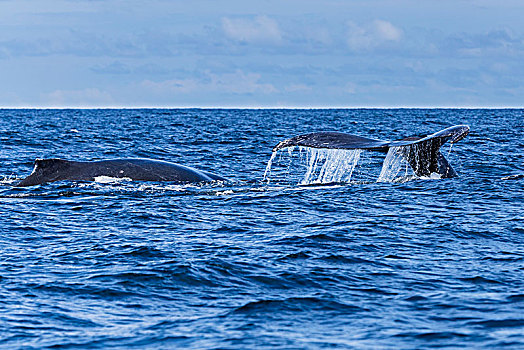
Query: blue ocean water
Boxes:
[{"xmin": 0, "ymin": 109, "xmax": 523, "ymax": 349}]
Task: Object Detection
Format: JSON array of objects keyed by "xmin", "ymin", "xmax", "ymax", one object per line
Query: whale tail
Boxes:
[
  {"xmin": 390, "ymin": 125, "xmax": 469, "ymax": 178},
  {"xmin": 17, "ymin": 159, "xmax": 71, "ymax": 187},
  {"xmin": 272, "ymin": 125, "xmax": 469, "ymax": 179},
  {"xmin": 396, "ymin": 140, "xmax": 458, "ymax": 178}
]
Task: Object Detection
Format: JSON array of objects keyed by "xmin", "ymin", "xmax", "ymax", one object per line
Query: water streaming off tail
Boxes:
[
  {"xmin": 301, "ymin": 148, "xmax": 362, "ymax": 185},
  {"xmin": 377, "ymin": 146, "xmax": 412, "ymax": 182},
  {"xmin": 263, "ymin": 151, "xmax": 277, "ymax": 181},
  {"xmin": 264, "ymin": 147, "xmax": 361, "ymax": 185}
]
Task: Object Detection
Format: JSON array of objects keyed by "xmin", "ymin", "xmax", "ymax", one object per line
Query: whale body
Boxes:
[{"xmin": 17, "ymin": 158, "xmax": 228, "ymax": 187}]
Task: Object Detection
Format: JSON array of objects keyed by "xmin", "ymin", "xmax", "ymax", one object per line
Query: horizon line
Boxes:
[{"xmin": 0, "ymin": 105, "xmax": 523, "ymax": 110}]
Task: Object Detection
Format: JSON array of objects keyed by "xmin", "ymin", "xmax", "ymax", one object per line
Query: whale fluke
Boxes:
[
  {"xmin": 272, "ymin": 125, "xmax": 470, "ymax": 179},
  {"xmin": 273, "ymin": 132, "xmax": 389, "ymax": 153}
]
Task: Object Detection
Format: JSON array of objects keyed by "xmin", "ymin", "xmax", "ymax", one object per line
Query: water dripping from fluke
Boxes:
[
  {"xmin": 264, "ymin": 145, "xmax": 425, "ymax": 186},
  {"xmin": 263, "ymin": 147, "xmax": 362, "ymax": 186},
  {"xmin": 263, "ymin": 151, "xmax": 277, "ymax": 183},
  {"xmin": 377, "ymin": 146, "xmax": 412, "ymax": 183},
  {"xmin": 300, "ymin": 148, "xmax": 362, "ymax": 185}
]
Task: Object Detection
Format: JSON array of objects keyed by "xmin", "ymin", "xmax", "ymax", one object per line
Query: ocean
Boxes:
[{"xmin": 0, "ymin": 109, "xmax": 523, "ymax": 349}]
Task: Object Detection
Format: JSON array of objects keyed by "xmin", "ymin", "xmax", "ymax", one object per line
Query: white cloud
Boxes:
[
  {"xmin": 222, "ymin": 16, "xmax": 282, "ymax": 44},
  {"xmin": 347, "ymin": 20, "xmax": 403, "ymax": 51},
  {"xmin": 373, "ymin": 20, "xmax": 402, "ymax": 41}
]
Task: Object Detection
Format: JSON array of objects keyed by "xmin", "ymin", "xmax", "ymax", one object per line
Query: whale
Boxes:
[
  {"xmin": 273, "ymin": 125, "xmax": 470, "ymax": 178},
  {"xmin": 16, "ymin": 158, "xmax": 228, "ymax": 187},
  {"xmin": 15, "ymin": 125, "xmax": 470, "ymax": 186}
]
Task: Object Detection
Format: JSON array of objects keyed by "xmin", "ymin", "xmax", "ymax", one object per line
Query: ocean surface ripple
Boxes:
[{"xmin": 0, "ymin": 109, "xmax": 523, "ymax": 349}]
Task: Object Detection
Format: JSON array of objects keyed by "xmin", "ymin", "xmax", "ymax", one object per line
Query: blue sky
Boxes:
[{"xmin": 1, "ymin": 0, "xmax": 523, "ymax": 107}]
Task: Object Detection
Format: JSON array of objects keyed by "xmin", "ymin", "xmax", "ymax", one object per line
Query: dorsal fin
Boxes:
[{"xmin": 17, "ymin": 159, "xmax": 71, "ymax": 187}]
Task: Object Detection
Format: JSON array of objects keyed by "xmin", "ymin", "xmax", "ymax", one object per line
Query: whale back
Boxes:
[{"xmin": 17, "ymin": 158, "xmax": 227, "ymax": 187}]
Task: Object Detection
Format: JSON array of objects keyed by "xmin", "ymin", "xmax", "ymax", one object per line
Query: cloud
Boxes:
[
  {"xmin": 443, "ymin": 28, "xmax": 524, "ymax": 57},
  {"xmin": 222, "ymin": 16, "xmax": 282, "ymax": 44},
  {"xmin": 142, "ymin": 70, "xmax": 277, "ymax": 95},
  {"xmin": 346, "ymin": 20, "xmax": 403, "ymax": 51},
  {"xmin": 0, "ymin": 32, "xmax": 144, "ymax": 58},
  {"xmin": 142, "ymin": 78, "xmax": 199, "ymax": 94},
  {"xmin": 44, "ymin": 88, "xmax": 114, "ymax": 107},
  {"xmin": 373, "ymin": 20, "xmax": 402, "ymax": 41}
]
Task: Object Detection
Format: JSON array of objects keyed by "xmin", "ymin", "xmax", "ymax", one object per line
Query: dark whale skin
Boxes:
[{"xmin": 17, "ymin": 158, "xmax": 228, "ymax": 187}]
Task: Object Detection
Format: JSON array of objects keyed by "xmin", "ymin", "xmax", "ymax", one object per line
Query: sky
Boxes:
[{"xmin": 0, "ymin": 0, "xmax": 523, "ymax": 108}]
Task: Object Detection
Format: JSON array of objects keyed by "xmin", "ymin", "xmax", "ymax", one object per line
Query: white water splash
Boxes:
[
  {"xmin": 94, "ymin": 176, "xmax": 132, "ymax": 183},
  {"xmin": 263, "ymin": 151, "xmax": 277, "ymax": 183},
  {"xmin": 215, "ymin": 190, "xmax": 234, "ymax": 196},
  {"xmin": 264, "ymin": 147, "xmax": 362, "ymax": 185},
  {"xmin": 427, "ymin": 173, "xmax": 442, "ymax": 180},
  {"xmin": 0, "ymin": 175, "xmax": 19, "ymax": 185},
  {"xmin": 300, "ymin": 148, "xmax": 362, "ymax": 185},
  {"xmin": 377, "ymin": 146, "xmax": 409, "ymax": 182}
]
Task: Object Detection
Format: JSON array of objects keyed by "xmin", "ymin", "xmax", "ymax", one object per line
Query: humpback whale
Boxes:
[
  {"xmin": 16, "ymin": 158, "xmax": 228, "ymax": 187},
  {"xmin": 273, "ymin": 125, "xmax": 470, "ymax": 178},
  {"xmin": 15, "ymin": 125, "xmax": 470, "ymax": 186}
]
